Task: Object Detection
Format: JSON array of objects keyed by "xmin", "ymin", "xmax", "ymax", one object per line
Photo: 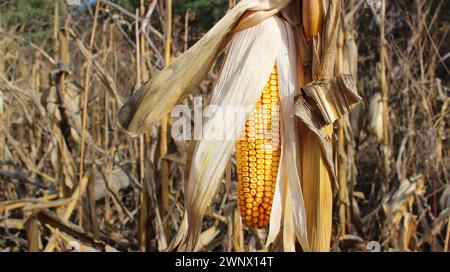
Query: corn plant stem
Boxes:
[
  {"xmin": 301, "ymin": 123, "xmax": 333, "ymax": 252},
  {"xmin": 336, "ymin": 33, "xmax": 347, "ymax": 235},
  {"xmin": 338, "ymin": 118, "xmax": 347, "ymax": 235},
  {"xmin": 380, "ymin": 0, "xmax": 390, "ymax": 181},
  {"xmin": 183, "ymin": 9, "xmax": 190, "ymax": 52},
  {"xmin": 445, "ymin": 213, "xmax": 450, "ymax": 252},
  {"xmin": 78, "ymin": 0, "xmax": 101, "ymax": 227},
  {"xmin": 299, "ymin": 1, "xmax": 334, "ymax": 251},
  {"xmin": 58, "ymin": 29, "xmax": 70, "ymax": 198},
  {"xmin": 54, "ymin": 0, "xmax": 66, "ymax": 199},
  {"xmin": 53, "ymin": 0, "xmax": 59, "ymax": 58},
  {"xmin": 135, "ymin": 7, "xmax": 147, "ymax": 252},
  {"xmin": 139, "ymin": 0, "xmax": 156, "ymax": 246},
  {"xmin": 160, "ymin": 0, "xmax": 172, "ymax": 216}
]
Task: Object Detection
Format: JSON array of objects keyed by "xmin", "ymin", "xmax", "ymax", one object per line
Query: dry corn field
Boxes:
[{"xmin": 0, "ymin": 0, "xmax": 449, "ymax": 252}]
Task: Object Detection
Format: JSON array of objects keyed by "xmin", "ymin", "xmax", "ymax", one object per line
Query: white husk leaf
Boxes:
[
  {"xmin": 267, "ymin": 20, "xmax": 309, "ymax": 251},
  {"xmin": 369, "ymin": 92, "xmax": 383, "ymax": 141}
]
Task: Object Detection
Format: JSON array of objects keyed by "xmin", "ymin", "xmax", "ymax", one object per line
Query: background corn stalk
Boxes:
[{"xmin": 0, "ymin": 0, "xmax": 448, "ymax": 252}]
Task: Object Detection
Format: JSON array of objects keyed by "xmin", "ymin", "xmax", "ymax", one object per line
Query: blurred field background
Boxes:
[{"xmin": 0, "ymin": 0, "xmax": 449, "ymax": 252}]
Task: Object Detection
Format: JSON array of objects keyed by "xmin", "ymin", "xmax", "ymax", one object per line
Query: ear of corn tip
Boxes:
[{"xmin": 236, "ymin": 65, "xmax": 280, "ymax": 228}]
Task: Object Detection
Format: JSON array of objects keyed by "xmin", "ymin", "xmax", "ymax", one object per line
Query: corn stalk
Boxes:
[
  {"xmin": 291, "ymin": 0, "xmax": 361, "ymax": 251},
  {"xmin": 380, "ymin": 0, "xmax": 390, "ymax": 180},
  {"xmin": 160, "ymin": 0, "xmax": 172, "ymax": 216},
  {"xmin": 78, "ymin": 0, "xmax": 101, "ymax": 228},
  {"xmin": 298, "ymin": 0, "xmax": 336, "ymax": 252},
  {"xmin": 336, "ymin": 24, "xmax": 348, "ymax": 235}
]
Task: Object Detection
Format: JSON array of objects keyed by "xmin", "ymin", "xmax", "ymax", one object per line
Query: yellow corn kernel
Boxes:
[{"xmin": 236, "ymin": 66, "xmax": 280, "ymax": 228}]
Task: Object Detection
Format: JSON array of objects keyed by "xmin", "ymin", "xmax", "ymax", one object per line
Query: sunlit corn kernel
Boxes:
[{"xmin": 264, "ymin": 160, "xmax": 273, "ymax": 165}]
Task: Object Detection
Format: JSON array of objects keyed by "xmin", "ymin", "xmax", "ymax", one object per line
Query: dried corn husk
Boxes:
[
  {"xmin": 170, "ymin": 15, "xmax": 308, "ymax": 252},
  {"xmin": 369, "ymin": 92, "xmax": 383, "ymax": 140},
  {"xmin": 302, "ymin": 0, "xmax": 324, "ymax": 38}
]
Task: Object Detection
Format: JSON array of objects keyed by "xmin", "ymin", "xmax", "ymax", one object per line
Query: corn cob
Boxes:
[{"xmin": 236, "ymin": 66, "xmax": 280, "ymax": 228}]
